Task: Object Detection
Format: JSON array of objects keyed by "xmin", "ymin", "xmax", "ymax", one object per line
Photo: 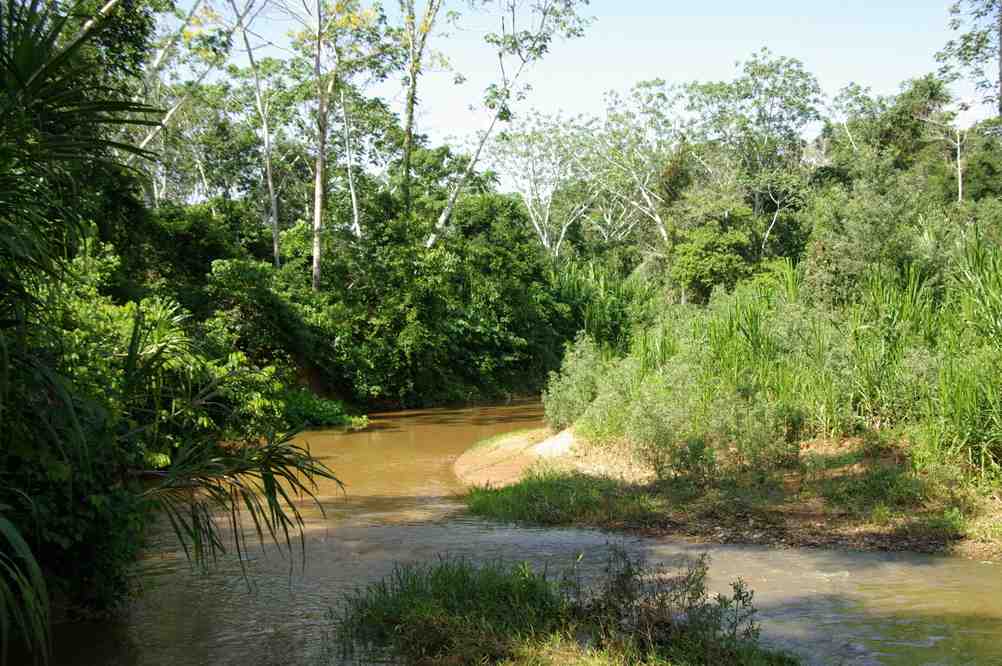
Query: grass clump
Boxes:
[
  {"xmin": 329, "ymin": 549, "xmax": 797, "ymax": 666},
  {"xmin": 467, "ymin": 469, "xmax": 661, "ymax": 527},
  {"xmin": 333, "ymin": 557, "xmax": 571, "ymax": 663}
]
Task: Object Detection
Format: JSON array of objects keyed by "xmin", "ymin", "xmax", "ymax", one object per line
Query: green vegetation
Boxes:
[
  {"xmin": 519, "ymin": 243, "xmax": 1002, "ymax": 549},
  {"xmin": 468, "ymin": 470, "xmax": 661, "ymax": 527},
  {"xmin": 329, "ymin": 550, "xmax": 796, "ymax": 665},
  {"xmin": 4, "ymin": 0, "xmax": 1002, "ymax": 660},
  {"xmin": 282, "ymin": 389, "xmax": 367, "ymax": 430}
]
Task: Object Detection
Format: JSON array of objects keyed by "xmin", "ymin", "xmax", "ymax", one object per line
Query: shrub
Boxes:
[
  {"xmin": 589, "ymin": 549, "xmax": 778, "ymax": 664},
  {"xmin": 544, "ymin": 335, "xmax": 611, "ymax": 430},
  {"xmin": 282, "ymin": 389, "xmax": 354, "ymax": 429},
  {"xmin": 333, "ymin": 558, "xmax": 572, "ymax": 663}
]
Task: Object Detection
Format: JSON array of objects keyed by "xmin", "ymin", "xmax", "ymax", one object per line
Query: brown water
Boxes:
[{"xmin": 52, "ymin": 403, "xmax": 1002, "ymax": 666}]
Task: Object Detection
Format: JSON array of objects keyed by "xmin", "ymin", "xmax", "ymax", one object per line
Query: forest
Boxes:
[{"xmin": 3, "ymin": 0, "xmax": 1002, "ymax": 664}]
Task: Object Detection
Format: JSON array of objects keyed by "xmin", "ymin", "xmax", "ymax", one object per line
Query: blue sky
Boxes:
[
  {"xmin": 377, "ymin": 0, "xmax": 984, "ymax": 142},
  {"xmin": 227, "ymin": 1, "xmax": 980, "ymax": 141}
]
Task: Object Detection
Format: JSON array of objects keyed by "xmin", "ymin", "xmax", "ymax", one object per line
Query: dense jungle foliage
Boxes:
[{"xmin": 3, "ymin": 0, "xmax": 1002, "ymax": 662}]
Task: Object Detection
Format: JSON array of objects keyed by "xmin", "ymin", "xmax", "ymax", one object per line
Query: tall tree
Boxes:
[
  {"xmin": 398, "ymin": 0, "xmax": 446, "ymax": 213},
  {"xmin": 585, "ymin": 80, "xmax": 685, "ymax": 246},
  {"xmin": 938, "ymin": 0, "xmax": 1002, "ymax": 116},
  {"xmin": 227, "ymin": 0, "xmax": 283, "ymax": 266},
  {"xmin": 283, "ymin": 0, "xmax": 392, "ymax": 290},
  {"xmin": 425, "ymin": 0, "xmax": 591, "ymax": 248},
  {"xmin": 489, "ymin": 113, "xmax": 596, "ymax": 257},
  {"xmin": 686, "ymin": 49, "xmax": 821, "ymax": 215}
]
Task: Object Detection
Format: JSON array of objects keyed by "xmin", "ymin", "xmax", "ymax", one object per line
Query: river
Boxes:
[{"xmin": 51, "ymin": 402, "xmax": 1002, "ymax": 665}]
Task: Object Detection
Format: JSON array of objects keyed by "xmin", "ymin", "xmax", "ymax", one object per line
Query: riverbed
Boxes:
[{"xmin": 52, "ymin": 402, "xmax": 1002, "ymax": 665}]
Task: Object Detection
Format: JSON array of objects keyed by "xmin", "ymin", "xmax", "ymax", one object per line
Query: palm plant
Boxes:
[
  {"xmin": 1, "ymin": 1, "xmax": 157, "ymax": 660},
  {"xmin": 0, "ymin": 1, "xmax": 340, "ymax": 662},
  {"xmin": 0, "ymin": 506, "xmax": 49, "ymax": 666}
]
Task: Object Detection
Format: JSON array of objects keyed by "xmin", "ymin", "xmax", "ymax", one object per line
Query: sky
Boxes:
[
  {"xmin": 366, "ymin": 0, "xmax": 987, "ymax": 144},
  {"xmin": 214, "ymin": 0, "xmax": 985, "ymax": 144}
]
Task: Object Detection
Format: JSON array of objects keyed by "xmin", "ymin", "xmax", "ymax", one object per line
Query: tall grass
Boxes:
[
  {"xmin": 545, "ymin": 234, "xmax": 1002, "ymax": 482},
  {"xmin": 332, "ymin": 557, "xmax": 573, "ymax": 663},
  {"xmin": 552, "ymin": 261, "xmax": 659, "ymax": 351}
]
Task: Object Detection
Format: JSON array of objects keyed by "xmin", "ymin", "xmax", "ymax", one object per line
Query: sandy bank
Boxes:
[
  {"xmin": 453, "ymin": 428, "xmax": 556, "ymax": 487},
  {"xmin": 454, "ymin": 427, "xmax": 650, "ymax": 487}
]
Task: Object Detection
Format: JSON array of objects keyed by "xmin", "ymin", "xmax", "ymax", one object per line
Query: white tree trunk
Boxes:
[
  {"xmin": 426, "ymin": 109, "xmax": 502, "ymax": 248},
  {"xmin": 230, "ymin": 0, "xmax": 282, "ymax": 266},
  {"xmin": 341, "ymin": 89, "xmax": 362, "ymax": 238},
  {"xmin": 956, "ymin": 129, "xmax": 964, "ymax": 204}
]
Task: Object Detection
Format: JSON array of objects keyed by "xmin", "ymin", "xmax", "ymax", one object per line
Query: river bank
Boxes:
[{"xmin": 456, "ymin": 428, "xmax": 1002, "ymax": 561}]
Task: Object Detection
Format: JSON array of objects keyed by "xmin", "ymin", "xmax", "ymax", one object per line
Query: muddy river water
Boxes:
[{"xmin": 52, "ymin": 402, "xmax": 1002, "ymax": 665}]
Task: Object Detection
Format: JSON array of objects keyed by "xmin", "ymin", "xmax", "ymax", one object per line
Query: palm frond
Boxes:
[{"xmin": 0, "ymin": 508, "xmax": 50, "ymax": 666}]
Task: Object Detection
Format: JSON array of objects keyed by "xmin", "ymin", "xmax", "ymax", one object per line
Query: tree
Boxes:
[
  {"xmin": 129, "ymin": 0, "xmax": 252, "ymax": 163},
  {"xmin": 490, "ymin": 113, "xmax": 596, "ymax": 257},
  {"xmin": 938, "ymin": 0, "xmax": 1002, "ymax": 116},
  {"xmin": 923, "ymin": 114, "xmax": 970, "ymax": 203},
  {"xmin": 398, "ymin": 0, "xmax": 446, "ymax": 213},
  {"xmin": 283, "ymin": 0, "xmax": 394, "ymax": 290},
  {"xmin": 585, "ymin": 80, "xmax": 685, "ymax": 247},
  {"xmin": 685, "ymin": 49, "xmax": 821, "ymax": 214},
  {"xmin": 425, "ymin": 0, "xmax": 591, "ymax": 248},
  {"xmin": 227, "ymin": 0, "xmax": 283, "ymax": 266}
]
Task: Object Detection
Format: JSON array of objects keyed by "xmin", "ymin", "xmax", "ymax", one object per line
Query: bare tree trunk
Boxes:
[
  {"xmin": 401, "ymin": 62, "xmax": 418, "ymax": 212},
  {"xmin": 264, "ymin": 119, "xmax": 281, "ymax": 266},
  {"xmin": 195, "ymin": 157, "xmax": 210, "ymax": 198},
  {"xmin": 230, "ymin": 0, "xmax": 282, "ymax": 267},
  {"xmin": 425, "ymin": 109, "xmax": 501, "ymax": 248},
  {"xmin": 957, "ymin": 129, "xmax": 964, "ymax": 203},
  {"xmin": 312, "ymin": 81, "xmax": 330, "ymax": 291},
  {"xmin": 998, "ymin": 7, "xmax": 1002, "ymax": 117},
  {"xmin": 341, "ymin": 89, "xmax": 362, "ymax": 237},
  {"xmin": 312, "ymin": 128, "xmax": 326, "ymax": 290},
  {"xmin": 399, "ymin": 0, "xmax": 442, "ymax": 213}
]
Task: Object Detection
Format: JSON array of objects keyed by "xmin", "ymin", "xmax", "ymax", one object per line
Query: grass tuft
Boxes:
[
  {"xmin": 467, "ymin": 469, "xmax": 662, "ymax": 527},
  {"xmin": 328, "ymin": 549, "xmax": 798, "ymax": 665}
]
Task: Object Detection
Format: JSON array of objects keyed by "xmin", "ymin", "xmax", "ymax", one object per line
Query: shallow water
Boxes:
[{"xmin": 52, "ymin": 402, "xmax": 1002, "ymax": 665}]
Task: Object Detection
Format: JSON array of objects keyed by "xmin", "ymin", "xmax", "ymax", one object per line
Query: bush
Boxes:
[
  {"xmin": 282, "ymin": 389, "xmax": 364, "ymax": 429},
  {"xmin": 589, "ymin": 549, "xmax": 782, "ymax": 665},
  {"xmin": 333, "ymin": 558, "xmax": 572, "ymax": 663},
  {"xmin": 544, "ymin": 335, "xmax": 611, "ymax": 430}
]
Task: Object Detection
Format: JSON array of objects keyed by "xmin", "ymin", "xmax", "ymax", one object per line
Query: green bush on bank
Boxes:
[{"xmin": 282, "ymin": 389, "xmax": 367, "ymax": 429}]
